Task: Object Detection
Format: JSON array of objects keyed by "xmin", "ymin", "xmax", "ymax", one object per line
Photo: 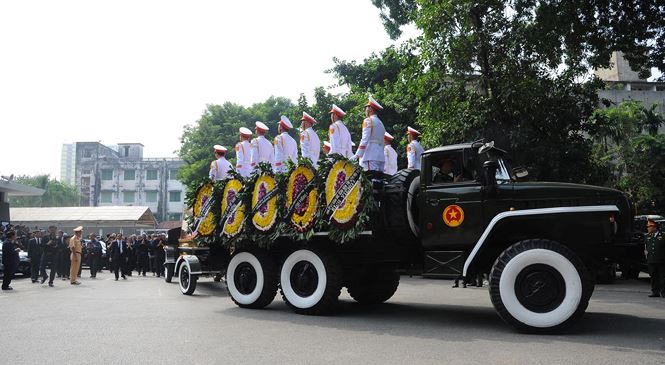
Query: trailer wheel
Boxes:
[
  {"xmin": 179, "ymin": 263, "xmax": 198, "ymax": 295},
  {"xmin": 227, "ymin": 250, "xmax": 278, "ymax": 309},
  {"xmin": 165, "ymin": 264, "xmax": 174, "ymax": 283},
  {"xmin": 347, "ymin": 266, "xmax": 400, "ymax": 304},
  {"xmin": 280, "ymin": 249, "xmax": 342, "ymax": 315},
  {"xmin": 489, "ymin": 239, "xmax": 592, "ymax": 333}
]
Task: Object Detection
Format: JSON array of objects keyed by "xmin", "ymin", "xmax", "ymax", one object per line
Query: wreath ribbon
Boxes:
[
  {"xmin": 324, "ymin": 167, "xmax": 362, "ymax": 222},
  {"xmin": 250, "ymin": 186, "xmax": 280, "ymax": 217},
  {"xmin": 285, "ymin": 178, "xmax": 317, "ymax": 220}
]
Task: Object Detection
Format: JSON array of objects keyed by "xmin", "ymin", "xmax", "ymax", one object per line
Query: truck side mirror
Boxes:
[
  {"xmin": 513, "ymin": 166, "xmax": 529, "ymax": 179},
  {"xmin": 483, "ymin": 160, "xmax": 498, "ymax": 186}
]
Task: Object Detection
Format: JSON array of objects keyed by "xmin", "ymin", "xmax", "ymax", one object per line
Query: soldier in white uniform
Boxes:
[
  {"xmin": 328, "ymin": 104, "xmax": 353, "ymax": 158},
  {"xmin": 273, "ymin": 115, "xmax": 298, "ymax": 173},
  {"xmin": 250, "ymin": 121, "xmax": 274, "ymax": 169},
  {"xmin": 383, "ymin": 132, "xmax": 398, "ymax": 175},
  {"xmin": 235, "ymin": 127, "xmax": 252, "ymax": 178},
  {"xmin": 406, "ymin": 126, "xmax": 424, "ymax": 170},
  {"xmin": 323, "ymin": 141, "xmax": 331, "ymax": 156},
  {"xmin": 299, "ymin": 112, "xmax": 321, "ymax": 168},
  {"xmin": 354, "ymin": 96, "xmax": 386, "ymax": 172},
  {"xmin": 209, "ymin": 145, "xmax": 232, "ymax": 181}
]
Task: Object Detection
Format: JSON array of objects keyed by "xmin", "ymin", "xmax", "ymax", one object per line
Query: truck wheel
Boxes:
[
  {"xmin": 347, "ymin": 267, "xmax": 400, "ymax": 304},
  {"xmin": 165, "ymin": 264, "xmax": 174, "ymax": 283},
  {"xmin": 179, "ymin": 263, "xmax": 198, "ymax": 295},
  {"xmin": 406, "ymin": 176, "xmax": 421, "ymax": 238},
  {"xmin": 489, "ymin": 239, "xmax": 592, "ymax": 333},
  {"xmin": 280, "ymin": 249, "xmax": 342, "ymax": 315},
  {"xmin": 386, "ymin": 169, "xmax": 421, "ymax": 240},
  {"xmin": 227, "ymin": 250, "xmax": 278, "ymax": 309}
]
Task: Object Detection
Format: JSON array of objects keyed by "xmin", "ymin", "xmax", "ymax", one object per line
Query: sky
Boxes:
[{"xmin": 0, "ymin": 0, "xmax": 416, "ymax": 180}]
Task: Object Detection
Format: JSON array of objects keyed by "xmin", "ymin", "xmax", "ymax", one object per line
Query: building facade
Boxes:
[
  {"xmin": 60, "ymin": 143, "xmax": 76, "ymax": 185},
  {"xmin": 73, "ymin": 142, "xmax": 185, "ymax": 222}
]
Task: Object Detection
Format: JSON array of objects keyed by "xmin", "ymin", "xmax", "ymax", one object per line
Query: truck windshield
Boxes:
[{"xmin": 495, "ymin": 157, "xmax": 515, "ymax": 183}]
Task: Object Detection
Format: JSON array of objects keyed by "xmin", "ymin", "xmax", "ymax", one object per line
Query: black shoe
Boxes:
[
  {"xmin": 48, "ymin": 283, "xmax": 54, "ymax": 287},
  {"xmin": 122, "ymin": 276, "xmax": 126, "ymax": 280},
  {"xmin": 41, "ymin": 276, "xmax": 47, "ymax": 284},
  {"xmin": 1, "ymin": 286, "xmax": 12, "ymax": 291},
  {"xmin": 32, "ymin": 280, "xmax": 37, "ymax": 283},
  {"xmin": 648, "ymin": 293, "xmax": 660, "ymax": 297},
  {"xmin": 70, "ymin": 281, "xmax": 81, "ymax": 285}
]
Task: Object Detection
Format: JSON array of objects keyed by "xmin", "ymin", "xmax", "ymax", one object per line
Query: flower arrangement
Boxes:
[
  {"xmin": 282, "ymin": 158, "xmax": 319, "ymax": 239},
  {"xmin": 240, "ymin": 162, "xmax": 282, "ymax": 247}
]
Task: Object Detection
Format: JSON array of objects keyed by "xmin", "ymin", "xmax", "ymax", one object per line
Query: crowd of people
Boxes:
[
  {"xmin": 1, "ymin": 223, "xmax": 168, "ymax": 291},
  {"xmin": 208, "ymin": 97, "xmax": 425, "ymax": 182}
]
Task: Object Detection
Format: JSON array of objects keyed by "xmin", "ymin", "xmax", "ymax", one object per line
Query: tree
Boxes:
[{"xmin": 9, "ymin": 175, "xmax": 81, "ymax": 207}]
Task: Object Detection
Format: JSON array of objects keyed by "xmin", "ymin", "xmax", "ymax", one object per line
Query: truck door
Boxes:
[{"xmin": 419, "ymin": 149, "xmax": 485, "ymax": 251}]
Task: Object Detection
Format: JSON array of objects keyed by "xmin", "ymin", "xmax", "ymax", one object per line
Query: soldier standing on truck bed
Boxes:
[
  {"xmin": 235, "ymin": 127, "xmax": 253, "ymax": 178},
  {"xmin": 645, "ymin": 218, "xmax": 665, "ymax": 297},
  {"xmin": 209, "ymin": 145, "xmax": 231, "ymax": 181},
  {"xmin": 406, "ymin": 127, "xmax": 424, "ymax": 170}
]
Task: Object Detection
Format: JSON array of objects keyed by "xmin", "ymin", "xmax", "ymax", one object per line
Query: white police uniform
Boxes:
[
  {"xmin": 273, "ymin": 131, "xmax": 298, "ymax": 173},
  {"xmin": 329, "ymin": 120, "xmax": 353, "ymax": 158},
  {"xmin": 355, "ymin": 114, "xmax": 386, "ymax": 171},
  {"xmin": 209, "ymin": 157, "xmax": 232, "ymax": 181},
  {"xmin": 300, "ymin": 127, "xmax": 320, "ymax": 168},
  {"xmin": 407, "ymin": 140, "xmax": 424, "ymax": 170},
  {"xmin": 235, "ymin": 140, "xmax": 252, "ymax": 177},
  {"xmin": 250, "ymin": 135, "xmax": 274, "ymax": 168},
  {"xmin": 383, "ymin": 145, "xmax": 398, "ymax": 175}
]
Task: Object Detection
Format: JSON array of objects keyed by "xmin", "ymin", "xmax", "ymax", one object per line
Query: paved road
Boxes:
[{"xmin": 1, "ymin": 272, "xmax": 664, "ymax": 365}]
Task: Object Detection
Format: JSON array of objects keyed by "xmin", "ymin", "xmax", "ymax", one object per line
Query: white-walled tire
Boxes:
[
  {"xmin": 227, "ymin": 250, "xmax": 278, "ymax": 309},
  {"xmin": 280, "ymin": 249, "xmax": 342, "ymax": 315},
  {"xmin": 489, "ymin": 239, "xmax": 592, "ymax": 333},
  {"xmin": 179, "ymin": 263, "xmax": 198, "ymax": 295}
]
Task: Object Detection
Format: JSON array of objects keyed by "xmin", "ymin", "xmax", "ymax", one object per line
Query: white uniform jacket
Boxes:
[
  {"xmin": 300, "ymin": 127, "xmax": 321, "ymax": 168},
  {"xmin": 209, "ymin": 157, "xmax": 232, "ymax": 181},
  {"xmin": 273, "ymin": 132, "xmax": 298, "ymax": 173},
  {"xmin": 407, "ymin": 140, "xmax": 424, "ymax": 170},
  {"xmin": 250, "ymin": 135, "xmax": 274, "ymax": 168},
  {"xmin": 383, "ymin": 145, "xmax": 398, "ymax": 175},
  {"xmin": 235, "ymin": 140, "xmax": 252, "ymax": 177},
  {"xmin": 355, "ymin": 114, "xmax": 386, "ymax": 165},
  {"xmin": 328, "ymin": 120, "xmax": 353, "ymax": 158}
]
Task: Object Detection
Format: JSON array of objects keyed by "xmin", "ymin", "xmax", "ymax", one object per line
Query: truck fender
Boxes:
[
  {"xmin": 462, "ymin": 205, "xmax": 619, "ymax": 276},
  {"xmin": 175, "ymin": 254, "xmax": 203, "ymax": 275}
]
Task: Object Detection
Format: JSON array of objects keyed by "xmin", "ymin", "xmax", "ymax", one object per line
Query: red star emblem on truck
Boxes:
[{"xmin": 442, "ymin": 205, "xmax": 464, "ymax": 227}]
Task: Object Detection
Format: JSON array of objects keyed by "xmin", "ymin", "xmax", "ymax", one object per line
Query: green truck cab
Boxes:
[{"xmin": 223, "ymin": 140, "xmax": 636, "ymax": 333}]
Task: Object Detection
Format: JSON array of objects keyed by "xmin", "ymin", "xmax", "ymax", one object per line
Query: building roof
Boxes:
[
  {"xmin": 0, "ymin": 180, "xmax": 45, "ymax": 197},
  {"xmin": 9, "ymin": 206, "xmax": 157, "ymax": 228}
]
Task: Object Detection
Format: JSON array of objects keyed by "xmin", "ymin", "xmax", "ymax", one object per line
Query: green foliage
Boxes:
[
  {"xmin": 10, "ymin": 175, "xmax": 81, "ymax": 207},
  {"xmin": 619, "ymin": 134, "xmax": 665, "ymax": 213}
]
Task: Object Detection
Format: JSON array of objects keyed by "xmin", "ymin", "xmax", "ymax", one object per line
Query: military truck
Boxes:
[{"xmin": 222, "ymin": 141, "xmax": 635, "ymax": 333}]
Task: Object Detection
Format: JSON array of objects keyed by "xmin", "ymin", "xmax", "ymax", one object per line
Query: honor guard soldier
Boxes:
[
  {"xmin": 406, "ymin": 127, "xmax": 424, "ymax": 170},
  {"xmin": 645, "ymin": 219, "xmax": 665, "ymax": 297},
  {"xmin": 323, "ymin": 141, "xmax": 331, "ymax": 156},
  {"xmin": 209, "ymin": 145, "xmax": 231, "ymax": 181},
  {"xmin": 235, "ymin": 127, "xmax": 252, "ymax": 177},
  {"xmin": 383, "ymin": 132, "xmax": 398, "ymax": 175},
  {"xmin": 273, "ymin": 116, "xmax": 298, "ymax": 173},
  {"xmin": 250, "ymin": 121, "xmax": 274, "ymax": 168},
  {"xmin": 328, "ymin": 104, "xmax": 353, "ymax": 158},
  {"xmin": 354, "ymin": 96, "xmax": 386, "ymax": 172},
  {"xmin": 300, "ymin": 112, "xmax": 321, "ymax": 168}
]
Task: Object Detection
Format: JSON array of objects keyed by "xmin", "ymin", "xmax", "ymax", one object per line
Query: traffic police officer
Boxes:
[
  {"xmin": 69, "ymin": 226, "xmax": 83, "ymax": 285},
  {"xmin": 645, "ymin": 219, "xmax": 664, "ymax": 297},
  {"xmin": 354, "ymin": 96, "xmax": 386, "ymax": 172},
  {"xmin": 328, "ymin": 104, "xmax": 353, "ymax": 158},
  {"xmin": 250, "ymin": 121, "xmax": 274, "ymax": 169},
  {"xmin": 300, "ymin": 112, "xmax": 321, "ymax": 168},
  {"xmin": 273, "ymin": 116, "xmax": 298, "ymax": 173},
  {"xmin": 383, "ymin": 132, "xmax": 398, "ymax": 175},
  {"xmin": 406, "ymin": 127, "xmax": 424, "ymax": 170},
  {"xmin": 209, "ymin": 145, "xmax": 231, "ymax": 181},
  {"xmin": 235, "ymin": 127, "xmax": 252, "ymax": 177}
]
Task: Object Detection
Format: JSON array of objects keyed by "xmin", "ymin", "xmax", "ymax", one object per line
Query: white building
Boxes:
[
  {"xmin": 74, "ymin": 142, "xmax": 186, "ymax": 222},
  {"xmin": 60, "ymin": 143, "xmax": 76, "ymax": 185}
]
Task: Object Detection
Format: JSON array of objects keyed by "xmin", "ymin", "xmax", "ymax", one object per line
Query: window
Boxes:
[
  {"xmin": 82, "ymin": 169, "xmax": 91, "ymax": 175},
  {"xmin": 429, "ymin": 152, "xmax": 474, "ymax": 185},
  {"xmin": 123, "ymin": 146, "xmax": 130, "ymax": 157},
  {"xmin": 169, "ymin": 169, "xmax": 179, "ymax": 180},
  {"xmin": 124, "ymin": 170, "xmax": 135, "ymax": 180},
  {"xmin": 168, "ymin": 213, "xmax": 182, "ymax": 221},
  {"xmin": 146, "ymin": 169, "xmax": 158, "ymax": 180},
  {"xmin": 145, "ymin": 191, "xmax": 158, "ymax": 203},
  {"xmin": 100, "ymin": 191, "xmax": 113, "ymax": 204},
  {"xmin": 83, "ymin": 149, "xmax": 92, "ymax": 158},
  {"xmin": 169, "ymin": 191, "xmax": 181, "ymax": 202},
  {"xmin": 123, "ymin": 191, "xmax": 135, "ymax": 203},
  {"xmin": 101, "ymin": 169, "xmax": 113, "ymax": 180}
]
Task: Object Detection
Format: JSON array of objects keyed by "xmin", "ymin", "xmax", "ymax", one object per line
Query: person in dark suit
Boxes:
[
  {"xmin": 125, "ymin": 235, "xmax": 136, "ymax": 276},
  {"xmin": 2, "ymin": 231, "xmax": 20, "ymax": 290},
  {"xmin": 58, "ymin": 232, "xmax": 71, "ymax": 280},
  {"xmin": 28, "ymin": 230, "xmax": 44, "ymax": 283},
  {"xmin": 154, "ymin": 234, "xmax": 166, "ymax": 277},
  {"xmin": 136, "ymin": 234, "xmax": 149, "ymax": 276},
  {"xmin": 39, "ymin": 226, "xmax": 60, "ymax": 287},
  {"xmin": 86, "ymin": 234, "xmax": 102, "ymax": 278},
  {"xmin": 108, "ymin": 234, "xmax": 127, "ymax": 280}
]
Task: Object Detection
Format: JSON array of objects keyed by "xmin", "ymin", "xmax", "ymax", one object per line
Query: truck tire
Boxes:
[
  {"xmin": 280, "ymin": 249, "xmax": 342, "ymax": 315},
  {"xmin": 489, "ymin": 239, "xmax": 592, "ymax": 333},
  {"xmin": 227, "ymin": 250, "xmax": 278, "ymax": 309},
  {"xmin": 165, "ymin": 263, "xmax": 174, "ymax": 283},
  {"xmin": 179, "ymin": 263, "xmax": 198, "ymax": 295},
  {"xmin": 347, "ymin": 266, "xmax": 400, "ymax": 304},
  {"xmin": 386, "ymin": 169, "xmax": 421, "ymax": 239}
]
